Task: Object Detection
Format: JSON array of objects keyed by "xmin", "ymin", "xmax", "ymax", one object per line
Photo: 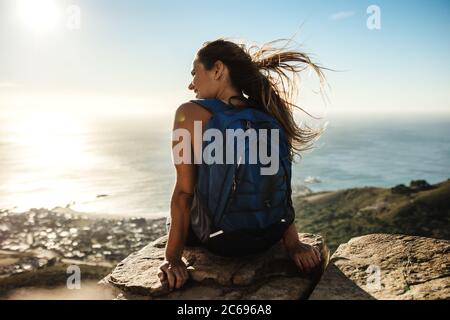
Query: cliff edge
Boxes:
[{"xmin": 100, "ymin": 233, "xmax": 329, "ymax": 300}]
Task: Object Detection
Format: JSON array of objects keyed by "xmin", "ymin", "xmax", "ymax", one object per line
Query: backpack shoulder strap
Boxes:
[{"xmin": 190, "ymin": 99, "xmax": 232, "ymax": 115}]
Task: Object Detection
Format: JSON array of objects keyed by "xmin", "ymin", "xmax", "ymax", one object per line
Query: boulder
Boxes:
[
  {"xmin": 309, "ymin": 234, "xmax": 450, "ymax": 300},
  {"xmin": 100, "ymin": 233, "xmax": 330, "ymax": 300},
  {"xmin": 409, "ymin": 179, "xmax": 434, "ymax": 192},
  {"xmin": 391, "ymin": 184, "xmax": 411, "ymax": 195}
]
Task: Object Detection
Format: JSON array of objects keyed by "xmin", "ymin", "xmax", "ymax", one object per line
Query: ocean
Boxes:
[{"xmin": 1, "ymin": 111, "xmax": 449, "ymax": 218}]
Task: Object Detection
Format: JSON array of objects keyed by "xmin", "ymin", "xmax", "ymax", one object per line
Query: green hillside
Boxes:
[{"xmin": 293, "ymin": 179, "xmax": 450, "ymax": 252}]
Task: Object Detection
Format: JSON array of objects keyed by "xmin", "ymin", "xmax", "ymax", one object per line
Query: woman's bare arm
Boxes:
[
  {"xmin": 165, "ymin": 183, "xmax": 194, "ymax": 261},
  {"xmin": 282, "ymin": 222, "xmax": 301, "ymax": 249},
  {"xmin": 158, "ymin": 103, "xmax": 197, "ymax": 290}
]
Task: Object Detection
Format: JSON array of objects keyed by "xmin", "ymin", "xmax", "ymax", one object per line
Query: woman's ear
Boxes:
[{"xmin": 213, "ymin": 60, "xmax": 225, "ymax": 80}]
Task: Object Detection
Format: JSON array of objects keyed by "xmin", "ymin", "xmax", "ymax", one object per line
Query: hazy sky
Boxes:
[{"xmin": 0, "ymin": 0, "xmax": 449, "ymax": 117}]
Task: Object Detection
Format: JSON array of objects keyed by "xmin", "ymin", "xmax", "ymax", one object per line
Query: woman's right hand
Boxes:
[
  {"xmin": 286, "ymin": 242, "xmax": 322, "ymax": 273},
  {"xmin": 157, "ymin": 258, "xmax": 189, "ymax": 290}
]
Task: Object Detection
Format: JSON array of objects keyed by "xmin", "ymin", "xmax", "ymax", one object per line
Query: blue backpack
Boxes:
[{"xmin": 189, "ymin": 98, "xmax": 295, "ymax": 249}]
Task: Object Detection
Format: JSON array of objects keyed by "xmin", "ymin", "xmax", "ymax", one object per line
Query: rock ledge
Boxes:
[{"xmin": 100, "ymin": 233, "xmax": 330, "ymax": 300}]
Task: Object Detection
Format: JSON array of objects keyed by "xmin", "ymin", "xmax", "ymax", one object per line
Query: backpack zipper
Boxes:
[{"xmin": 218, "ymin": 163, "xmax": 239, "ymax": 225}]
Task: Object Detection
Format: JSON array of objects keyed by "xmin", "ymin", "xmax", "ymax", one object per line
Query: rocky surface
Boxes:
[
  {"xmin": 309, "ymin": 234, "xmax": 450, "ymax": 300},
  {"xmin": 100, "ymin": 233, "xmax": 330, "ymax": 300}
]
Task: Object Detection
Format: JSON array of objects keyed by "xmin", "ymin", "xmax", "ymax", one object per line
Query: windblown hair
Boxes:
[{"xmin": 196, "ymin": 38, "xmax": 329, "ymax": 162}]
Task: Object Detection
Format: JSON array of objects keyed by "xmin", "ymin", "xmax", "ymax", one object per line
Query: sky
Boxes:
[{"xmin": 0, "ymin": 0, "xmax": 449, "ymax": 118}]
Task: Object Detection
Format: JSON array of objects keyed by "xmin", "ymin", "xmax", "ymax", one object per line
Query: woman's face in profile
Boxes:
[{"xmin": 188, "ymin": 59, "xmax": 217, "ymax": 99}]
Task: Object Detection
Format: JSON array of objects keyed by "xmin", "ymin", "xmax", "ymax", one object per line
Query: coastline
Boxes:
[
  {"xmin": 1, "ymin": 177, "xmax": 449, "ymax": 298},
  {"xmin": 0, "ymin": 207, "xmax": 167, "ymax": 273},
  {"xmin": 0, "ymin": 206, "xmax": 168, "ymax": 298}
]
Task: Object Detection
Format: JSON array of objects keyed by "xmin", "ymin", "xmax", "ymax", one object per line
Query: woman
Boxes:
[{"xmin": 159, "ymin": 38, "xmax": 326, "ymax": 290}]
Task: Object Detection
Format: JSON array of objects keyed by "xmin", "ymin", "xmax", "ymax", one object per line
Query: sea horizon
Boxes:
[{"xmin": 1, "ymin": 111, "xmax": 449, "ymax": 219}]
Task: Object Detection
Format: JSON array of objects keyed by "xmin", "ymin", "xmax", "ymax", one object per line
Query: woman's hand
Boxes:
[
  {"xmin": 286, "ymin": 242, "xmax": 322, "ymax": 273},
  {"xmin": 157, "ymin": 258, "xmax": 189, "ymax": 290}
]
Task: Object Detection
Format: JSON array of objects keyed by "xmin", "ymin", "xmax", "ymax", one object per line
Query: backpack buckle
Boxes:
[{"xmin": 209, "ymin": 230, "xmax": 224, "ymax": 238}]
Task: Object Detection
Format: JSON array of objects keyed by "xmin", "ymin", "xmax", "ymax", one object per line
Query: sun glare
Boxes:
[{"xmin": 17, "ymin": 0, "xmax": 61, "ymax": 33}]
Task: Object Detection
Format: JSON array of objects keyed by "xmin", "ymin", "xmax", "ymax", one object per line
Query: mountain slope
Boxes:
[{"xmin": 293, "ymin": 179, "xmax": 450, "ymax": 252}]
